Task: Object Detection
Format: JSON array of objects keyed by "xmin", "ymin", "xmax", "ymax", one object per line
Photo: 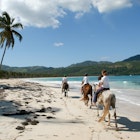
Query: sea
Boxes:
[{"xmin": 25, "ymin": 75, "xmax": 140, "ymax": 120}]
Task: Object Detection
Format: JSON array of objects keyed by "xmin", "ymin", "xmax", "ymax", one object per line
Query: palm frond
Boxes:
[
  {"xmin": 11, "ymin": 18, "xmax": 15, "ymax": 25},
  {"xmin": 12, "ymin": 23, "xmax": 23, "ymax": 29},
  {"xmin": 12, "ymin": 30, "xmax": 23, "ymax": 41},
  {"xmin": 2, "ymin": 11, "xmax": 11, "ymax": 25}
]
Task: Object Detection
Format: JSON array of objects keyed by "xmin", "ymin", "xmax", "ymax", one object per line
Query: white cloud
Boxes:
[
  {"xmin": 54, "ymin": 42, "xmax": 64, "ymax": 47},
  {"xmin": 92, "ymin": 0, "xmax": 132, "ymax": 13},
  {"xmin": 100, "ymin": 56, "xmax": 110, "ymax": 61},
  {"xmin": 58, "ymin": 0, "xmax": 91, "ymax": 12},
  {"xmin": 75, "ymin": 12, "xmax": 84, "ymax": 19},
  {"xmin": 1, "ymin": 0, "xmax": 66, "ymax": 28},
  {"xmin": 0, "ymin": 0, "xmax": 134, "ymax": 28}
]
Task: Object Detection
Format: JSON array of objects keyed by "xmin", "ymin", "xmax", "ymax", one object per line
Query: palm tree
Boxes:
[{"xmin": 0, "ymin": 11, "xmax": 23, "ymax": 70}]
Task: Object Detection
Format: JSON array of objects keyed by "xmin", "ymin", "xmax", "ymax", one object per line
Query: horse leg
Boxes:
[
  {"xmin": 98, "ymin": 104, "xmax": 110, "ymax": 122},
  {"xmin": 64, "ymin": 90, "xmax": 66, "ymax": 97},
  {"xmin": 90, "ymin": 91, "xmax": 93, "ymax": 105},
  {"xmin": 113, "ymin": 108, "xmax": 118, "ymax": 129},
  {"xmin": 84, "ymin": 96, "xmax": 89, "ymax": 106},
  {"xmin": 107, "ymin": 112, "xmax": 111, "ymax": 126},
  {"xmin": 97, "ymin": 105, "xmax": 99, "ymax": 117}
]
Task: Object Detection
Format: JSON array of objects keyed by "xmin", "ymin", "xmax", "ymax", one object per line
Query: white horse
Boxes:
[{"xmin": 92, "ymin": 84, "xmax": 118, "ymax": 129}]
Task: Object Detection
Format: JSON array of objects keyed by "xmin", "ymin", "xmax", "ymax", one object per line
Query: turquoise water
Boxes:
[{"xmin": 27, "ymin": 75, "xmax": 140, "ymax": 106}]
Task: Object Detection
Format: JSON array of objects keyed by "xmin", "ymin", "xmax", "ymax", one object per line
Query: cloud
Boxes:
[
  {"xmin": 75, "ymin": 12, "xmax": 85, "ymax": 19},
  {"xmin": 0, "ymin": 0, "xmax": 134, "ymax": 28},
  {"xmin": 100, "ymin": 56, "xmax": 110, "ymax": 61},
  {"xmin": 92, "ymin": 0, "xmax": 133, "ymax": 13},
  {"xmin": 54, "ymin": 42, "xmax": 64, "ymax": 47},
  {"xmin": 1, "ymin": 0, "xmax": 66, "ymax": 28}
]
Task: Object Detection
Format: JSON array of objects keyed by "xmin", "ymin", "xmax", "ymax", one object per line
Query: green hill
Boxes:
[
  {"xmin": 1, "ymin": 54, "xmax": 140, "ymax": 78},
  {"xmin": 123, "ymin": 54, "xmax": 140, "ymax": 62}
]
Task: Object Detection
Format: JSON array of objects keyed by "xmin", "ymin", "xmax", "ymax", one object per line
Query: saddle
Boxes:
[{"xmin": 97, "ymin": 88, "xmax": 110, "ymax": 98}]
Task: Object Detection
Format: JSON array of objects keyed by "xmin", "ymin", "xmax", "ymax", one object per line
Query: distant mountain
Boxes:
[
  {"xmin": 123, "ymin": 54, "xmax": 140, "ymax": 62},
  {"xmin": 2, "ymin": 65, "xmax": 55, "ymax": 74},
  {"xmin": 68, "ymin": 61, "xmax": 112, "ymax": 67},
  {"xmin": 1, "ymin": 54, "xmax": 140, "ymax": 77}
]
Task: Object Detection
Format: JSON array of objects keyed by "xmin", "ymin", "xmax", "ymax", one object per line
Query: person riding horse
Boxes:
[
  {"xmin": 92, "ymin": 70, "xmax": 110, "ymax": 106},
  {"xmin": 81, "ymin": 73, "xmax": 92, "ymax": 106},
  {"xmin": 62, "ymin": 75, "xmax": 69, "ymax": 93},
  {"xmin": 81, "ymin": 73, "xmax": 89, "ymax": 94}
]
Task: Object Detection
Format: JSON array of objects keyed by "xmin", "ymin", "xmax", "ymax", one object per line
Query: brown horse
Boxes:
[
  {"xmin": 62, "ymin": 82, "xmax": 69, "ymax": 97},
  {"xmin": 92, "ymin": 84, "xmax": 118, "ymax": 129},
  {"xmin": 81, "ymin": 84, "xmax": 92, "ymax": 106}
]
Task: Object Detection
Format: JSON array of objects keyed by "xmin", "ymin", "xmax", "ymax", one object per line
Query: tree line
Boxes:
[{"xmin": 0, "ymin": 60, "xmax": 139, "ymax": 78}]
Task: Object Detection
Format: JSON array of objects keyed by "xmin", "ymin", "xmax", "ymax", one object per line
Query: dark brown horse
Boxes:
[
  {"xmin": 62, "ymin": 82, "xmax": 69, "ymax": 97},
  {"xmin": 81, "ymin": 84, "xmax": 92, "ymax": 106}
]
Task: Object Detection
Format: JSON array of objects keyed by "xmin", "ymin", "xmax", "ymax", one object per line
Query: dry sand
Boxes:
[{"xmin": 0, "ymin": 79, "xmax": 140, "ymax": 140}]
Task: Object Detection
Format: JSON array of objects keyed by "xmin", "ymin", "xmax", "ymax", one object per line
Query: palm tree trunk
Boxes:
[{"xmin": 0, "ymin": 45, "xmax": 7, "ymax": 70}]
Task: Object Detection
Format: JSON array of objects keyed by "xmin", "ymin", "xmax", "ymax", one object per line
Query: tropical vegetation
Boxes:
[
  {"xmin": 0, "ymin": 11, "xmax": 23, "ymax": 70},
  {"xmin": 0, "ymin": 55, "xmax": 140, "ymax": 78}
]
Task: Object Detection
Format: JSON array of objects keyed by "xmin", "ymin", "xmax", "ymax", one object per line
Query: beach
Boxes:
[{"xmin": 0, "ymin": 79, "xmax": 140, "ymax": 140}]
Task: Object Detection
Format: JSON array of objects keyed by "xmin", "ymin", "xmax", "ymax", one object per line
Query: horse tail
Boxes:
[
  {"xmin": 110, "ymin": 93, "xmax": 116, "ymax": 109},
  {"xmin": 110, "ymin": 93, "xmax": 118, "ymax": 128}
]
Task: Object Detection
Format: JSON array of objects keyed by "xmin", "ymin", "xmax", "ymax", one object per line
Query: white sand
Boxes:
[{"xmin": 0, "ymin": 79, "xmax": 140, "ymax": 140}]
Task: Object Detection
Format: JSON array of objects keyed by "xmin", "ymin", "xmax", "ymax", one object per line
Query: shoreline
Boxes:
[
  {"xmin": 0, "ymin": 79, "xmax": 140, "ymax": 140},
  {"xmin": 25, "ymin": 78, "xmax": 140, "ymax": 121}
]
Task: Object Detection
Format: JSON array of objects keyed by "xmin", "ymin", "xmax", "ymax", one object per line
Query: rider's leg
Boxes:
[{"xmin": 92, "ymin": 87, "xmax": 104, "ymax": 105}]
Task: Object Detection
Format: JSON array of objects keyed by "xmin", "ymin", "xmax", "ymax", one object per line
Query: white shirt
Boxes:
[
  {"xmin": 100, "ymin": 76, "xmax": 110, "ymax": 88},
  {"xmin": 82, "ymin": 76, "xmax": 89, "ymax": 85},
  {"xmin": 62, "ymin": 77, "xmax": 67, "ymax": 83}
]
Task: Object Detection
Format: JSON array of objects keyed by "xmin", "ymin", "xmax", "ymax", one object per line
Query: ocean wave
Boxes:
[{"xmin": 116, "ymin": 96, "xmax": 140, "ymax": 106}]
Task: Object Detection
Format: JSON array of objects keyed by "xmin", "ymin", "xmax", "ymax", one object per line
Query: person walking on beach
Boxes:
[
  {"xmin": 92, "ymin": 70, "xmax": 110, "ymax": 105},
  {"xmin": 81, "ymin": 73, "xmax": 89, "ymax": 94}
]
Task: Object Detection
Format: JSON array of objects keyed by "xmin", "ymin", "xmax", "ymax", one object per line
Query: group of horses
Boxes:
[{"xmin": 62, "ymin": 82, "xmax": 118, "ymax": 129}]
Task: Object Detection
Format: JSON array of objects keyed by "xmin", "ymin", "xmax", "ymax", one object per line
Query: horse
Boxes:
[
  {"xmin": 62, "ymin": 82, "xmax": 69, "ymax": 97},
  {"xmin": 81, "ymin": 83, "xmax": 92, "ymax": 106},
  {"xmin": 92, "ymin": 84, "xmax": 118, "ymax": 129}
]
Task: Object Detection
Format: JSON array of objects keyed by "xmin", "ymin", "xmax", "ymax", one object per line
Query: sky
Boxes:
[{"xmin": 0, "ymin": 0, "xmax": 140, "ymax": 68}]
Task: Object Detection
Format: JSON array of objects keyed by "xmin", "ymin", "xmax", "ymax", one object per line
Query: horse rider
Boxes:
[
  {"xmin": 81, "ymin": 73, "xmax": 89, "ymax": 94},
  {"xmin": 92, "ymin": 70, "xmax": 110, "ymax": 106},
  {"xmin": 94, "ymin": 74, "xmax": 103, "ymax": 86},
  {"xmin": 62, "ymin": 75, "xmax": 69, "ymax": 92}
]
